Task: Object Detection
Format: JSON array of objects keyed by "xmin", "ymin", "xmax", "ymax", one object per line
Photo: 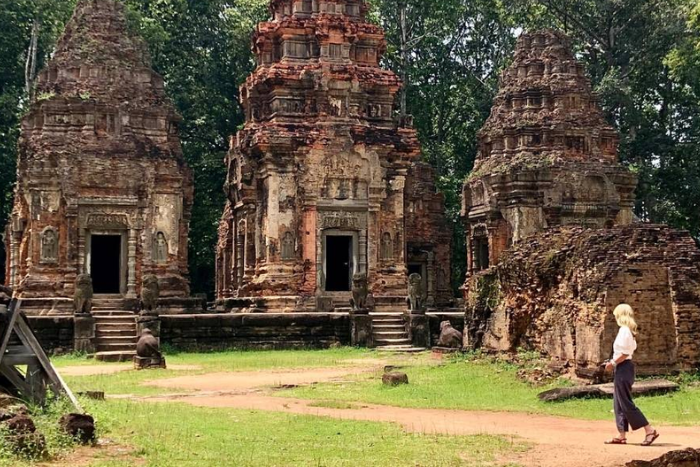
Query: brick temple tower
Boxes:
[
  {"xmin": 5, "ymin": 0, "xmax": 194, "ymax": 313},
  {"xmin": 462, "ymin": 30, "xmax": 637, "ymax": 276},
  {"xmin": 216, "ymin": 0, "xmax": 452, "ymax": 312}
]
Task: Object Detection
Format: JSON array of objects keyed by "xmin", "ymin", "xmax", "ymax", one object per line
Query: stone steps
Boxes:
[
  {"xmin": 93, "ymin": 309, "xmax": 137, "ymax": 362},
  {"xmin": 375, "ymin": 345, "xmax": 426, "ymax": 353},
  {"xmin": 370, "ymin": 311, "xmax": 413, "ymax": 350}
]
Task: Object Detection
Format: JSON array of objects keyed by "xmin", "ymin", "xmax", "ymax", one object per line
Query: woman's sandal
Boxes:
[
  {"xmin": 641, "ymin": 430, "xmax": 660, "ymax": 446},
  {"xmin": 604, "ymin": 438, "xmax": 627, "ymax": 445}
]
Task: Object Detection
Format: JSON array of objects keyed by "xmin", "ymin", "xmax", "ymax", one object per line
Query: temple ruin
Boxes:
[
  {"xmin": 5, "ymin": 0, "xmax": 195, "ymax": 314},
  {"xmin": 216, "ymin": 0, "xmax": 452, "ymax": 313},
  {"xmin": 463, "ymin": 30, "xmax": 700, "ymax": 375}
]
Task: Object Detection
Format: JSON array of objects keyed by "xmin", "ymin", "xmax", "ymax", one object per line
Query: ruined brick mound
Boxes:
[
  {"xmin": 1, "ymin": 408, "xmax": 47, "ymax": 458},
  {"xmin": 467, "ymin": 224, "xmax": 700, "ymax": 376},
  {"xmin": 626, "ymin": 448, "xmax": 700, "ymax": 467},
  {"xmin": 382, "ymin": 372, "xmax": 409, "ymax": 386},
  {"xmin": 59, "ymin": 413, "xmax": 96, "ymax": 444}
]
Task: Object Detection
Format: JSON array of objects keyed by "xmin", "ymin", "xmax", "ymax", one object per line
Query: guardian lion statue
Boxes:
[
  {"xmin": 140, "ymin": 275, "xmax": 160, "ymax": 315},
  {"xmin": 437, "ymin": 321, "xmax": 463, "ymax": 348},
  {"xmin": 133, "ymin": 328, "xmax": 166, "ymax": 370},
  {"xmin": 406, "ymin": 273, "xmax": 424, "ymax": 313},
  {"xmin": 349, "ymin": 273, "xmax": 369, "ymax": 311},
  {"xmin": 73, "ymin": 274, "xmax": 93, "ymax": 315}
]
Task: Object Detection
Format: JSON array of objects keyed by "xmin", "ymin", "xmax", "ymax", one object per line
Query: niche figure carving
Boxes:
[
  {"xmin": 380, "ymin": 233, "xmax": 392, "ymax": 260},
  {"xmin": 41, "ymin": 228, "xmax": 58, "ymax": 263},
  {"xmin": 349, "ymin": 272, "xmax": 369, "ymax": 312},
  {"xmin": 437, "ymin": 321, "xmax": 463, "ymax": 348},
  {"xmin": 406, "ymin": 273, "xmax": 424, "ymax": 313},
  {"xmin": 140, "ymin": 274, "xmax": 160, "ymax": 315},
  {"xmin": 153, "ymin": 232, "xmax": 168, "ymax": 263},
  {"xmin": 73, "ymin": 274, "xmax": 93, "ymax": 315},
  {"xmin": 281, "ymin": 232, "xmax": 295, "ymax": 260}
]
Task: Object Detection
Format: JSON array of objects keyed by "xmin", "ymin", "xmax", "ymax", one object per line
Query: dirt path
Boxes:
[
  {"xmin": 59, "ymin": 364, "xmax": 201, "ymax": 376},
  {"xmin": 134, "ymin": 366, "xmax": 699, "ymax": 467},
  {"xmin": 142, "ymin": 366, "xmax": 378, "ymax": 391},
  {"xmin": 145, "ymin": 392, "xmax": 699, "ymax": 467}
]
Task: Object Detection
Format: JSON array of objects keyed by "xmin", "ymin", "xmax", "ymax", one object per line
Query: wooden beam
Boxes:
[
  {"xmin": 0, "ymin": 365, "xmax": 31, "ymax": 397},
  {"xmin": 15, "ymin": 315, "xmax": 83, "ymax": 412},
  {"xmin": 0, "ymin": 300, "xmax": 21, "ymax": 366}
]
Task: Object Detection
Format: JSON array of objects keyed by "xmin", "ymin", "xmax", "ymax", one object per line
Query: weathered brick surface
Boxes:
[
  {"xmin": 5, "ymin": 0, "xmax": 193, "ymax": 309},
  {"xmin": 215, "ymin": 0, "xmax": 451, "ymax": 311},
  {"xmin": 160, "ymin": 313, "xmax": 351, "ymax": 349},
  {"xmin": 466, "ymin": 226, "xmax": 700, "ymax": 375},
  {"xmin": 27, "ymin": 316, "xmax": 74, "ymax": 354}
]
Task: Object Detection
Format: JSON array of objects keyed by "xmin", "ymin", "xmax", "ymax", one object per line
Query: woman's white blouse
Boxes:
[{"xmin": 613, "ymin": 325, "xmax": 637, "ymax": 361}]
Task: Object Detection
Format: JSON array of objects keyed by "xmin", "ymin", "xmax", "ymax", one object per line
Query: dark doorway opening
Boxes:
[
  {"xmin": 408, "ymin": 264, "xmax": 422, "ymax": 277},
  {"xmin": 474, "ymin": 237, "xmax": 490, "ymax": 271},
  {"xmin": 91, "ymin": 235, "xmax": 122, "ymax": 294},
  {"xmin": 326, "ymin": 236, "xmax": 352, "ymax": 291}
]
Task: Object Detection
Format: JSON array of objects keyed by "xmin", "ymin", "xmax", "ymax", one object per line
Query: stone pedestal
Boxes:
[
  {"xmin": 350, "ymin": 312, "xmax": 373, "ymax": 348},
  {"xmin": 406, "ymin": 313, "xmax": 430, "ymax": 348},
  {"xmin": 73, "ymin": 313, "xmax": 95, "ymax": 354},
  {"xmin": 133, "ymin": 355, "xmax": 166, "ymax": 370}
]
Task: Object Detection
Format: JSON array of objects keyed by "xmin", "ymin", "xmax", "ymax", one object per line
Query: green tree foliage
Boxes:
[
  {"xmin": 369, "ymin": 0, "xmax": 522, "ymax": 289},
  {"xmin": 122, "ymin": 0, "xmax": 268, "ymax": 295},
  {"xmin": 0, "ymin": 0, "xmax": 76, "ymax": 282},
  {"xmin": 518, "ymin": 0, "xmax": 700, "ymax": 236},
  {"xmin": 1, "ymin": 0, "xmax": 699, "ymax": 296}
]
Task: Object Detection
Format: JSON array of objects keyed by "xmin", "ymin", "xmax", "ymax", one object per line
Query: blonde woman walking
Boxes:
[{"xmin": 604, "ymin": 304, "xmax": 659, "ymax": 446}]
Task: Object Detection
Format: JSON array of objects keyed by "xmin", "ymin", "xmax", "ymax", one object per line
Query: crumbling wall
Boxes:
[{"xmin": 467, "ymin": 225, "xmax": 700, "ymax": 375}]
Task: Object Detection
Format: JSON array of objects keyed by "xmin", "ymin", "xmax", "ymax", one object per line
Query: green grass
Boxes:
[
  {"xmin": 74, "ymin": 400, "xmax": 525, "ymax": 466},
  {"xmin": 280, "ymin": 356, "xmax": 700, "ymax": 426},
  {"xmin": 55, "ymin": 347, "xmax": 377, "ymax": 397}
]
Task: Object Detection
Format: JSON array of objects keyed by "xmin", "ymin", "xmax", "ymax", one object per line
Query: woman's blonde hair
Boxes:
[{"xmin": 613, "ymin": 304, "xmax": 638, "ymax": 335}]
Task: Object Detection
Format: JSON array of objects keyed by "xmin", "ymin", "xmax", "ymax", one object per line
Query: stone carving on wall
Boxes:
[
  {"xmin": 281, "ymin": 232, "xmax": 295, "ymax": 260},
  {"xmin": 86, "ymin": 213, "xmax": 129, "ymax": 229},
  {"xmin": 320, "ymin": 212, "xmax": 361, "ymax": 230},
  {"xmin": 153, "ymin": 232, "xmax": 168, "ymax": 263},
  {"xmin": 381, "ymin": 232, "xmax": 393, "ymax": 259},
  {"xmin": 40, "ymin": 227, "xmax": 58, "ymax": 263}
]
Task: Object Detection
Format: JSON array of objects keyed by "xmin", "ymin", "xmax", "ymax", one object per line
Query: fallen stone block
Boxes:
[
  {"xmin": 538, "ymin": 379, "xmax": 679, "ymax": 402},
  {"xmin": 382, "ymin": 372, "xmax": 409, "ymax": 386},
  {"xmin": 59, "ymin": 413, "xmax": 96, "ymax": 444}
]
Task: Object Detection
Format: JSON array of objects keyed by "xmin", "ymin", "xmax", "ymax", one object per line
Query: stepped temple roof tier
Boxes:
[
  {"xmin": 6, "ymin": 0, "xmax": 195, "ymax": 314},
  {"xmin": 216, "ymin": 0, "xmax": 453, "ymax": 313},
  {"xmin": 462, "ymin": 30, "xmax": 637, "ymax": 276}
]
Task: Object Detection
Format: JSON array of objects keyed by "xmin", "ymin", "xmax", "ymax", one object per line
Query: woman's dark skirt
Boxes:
[{"xmin": 613, "ymin": 360, "xmax": 649, "ymax": 432}]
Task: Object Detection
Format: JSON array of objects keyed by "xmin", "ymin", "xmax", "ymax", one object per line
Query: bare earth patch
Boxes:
[
  {"xmin": 59, "ymin": 364, "xmax": 201, "ymax": 376},
  {"xmin": 38, "ymin": 439, "xmax": 144, "ymax": 467},
  {"xmin": 134, "ymin": 365, "xmax": 700, "ymax": 467},
  {"xmin": 143, "ymin": 366, "xmax": 377, "ymax": 392},
  {"xmin": 147, "ymin": 393, "xmax": 700, "ymax": 467}
]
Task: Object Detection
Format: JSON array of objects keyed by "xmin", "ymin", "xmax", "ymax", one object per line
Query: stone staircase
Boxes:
[
  {"xmin": 92, "ymin": 296, "xmax": 138, "ymax": 362},
  {"xmin": 371, "ymin": 296, "xmax": 426, "ymax": 352}
]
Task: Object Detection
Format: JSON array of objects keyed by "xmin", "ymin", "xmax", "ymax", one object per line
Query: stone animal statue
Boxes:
[
  {"xmin": 406, "ymin": 273, "xmax": 424, "ymax": 312},
  {"xmin": 73, "ymin": 274, "xmax": 93, "ymax": 314},
  {"xmin": 140, "ymin": 275, "xmax": 160, "ymax": 315},
  {"xmin": 136, "ymin": 328, "xmax": 162, "ymax": 359},
  {"xmin": 437, "ymin": 321, "xmax": 463, "ymax": 348},
  {"xmin": 349, "ymin": 272, "xmax": 369, "ymax": 311}
]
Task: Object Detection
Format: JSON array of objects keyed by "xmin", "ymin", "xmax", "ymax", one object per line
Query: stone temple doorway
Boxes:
[
  {"xmin": 323, "ymin": 231, "xmax": 357, "ymax": 292},
  {"xmin": 89, "ymin": 234, "xmax": 125, "ymax": 295}
]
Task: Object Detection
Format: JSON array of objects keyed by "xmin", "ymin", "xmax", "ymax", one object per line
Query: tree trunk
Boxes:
[{"xmin": 25, "ymin": 20, "xmax": 41, "ymax": 100}]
